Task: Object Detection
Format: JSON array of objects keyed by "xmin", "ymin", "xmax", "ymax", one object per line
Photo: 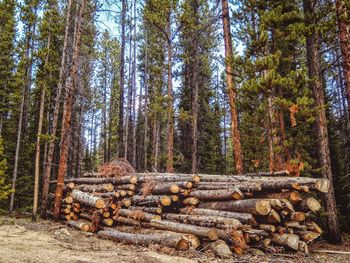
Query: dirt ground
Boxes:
[{"xmin": 0, "ymin": 216, "xmax": 349, "ymax": 263}]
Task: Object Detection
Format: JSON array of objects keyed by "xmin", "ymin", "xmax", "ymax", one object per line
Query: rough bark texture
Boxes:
[
  {"xmin": 304, "ymin": 0, "xmax": 341, "ymax": 243},
  {"xmin": 221, "ymin": 0, "xmax": 243, "ymax": 173},
  {"xmin": 189, "ymin": 188, "xmax": 244, "ymax": 201}
]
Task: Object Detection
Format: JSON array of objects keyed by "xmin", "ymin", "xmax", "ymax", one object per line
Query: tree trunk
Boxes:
[
  {"xmin": 189, "ymin": 188, "xmax": 244, "ymax": 201},
  {"xmin": 179, "ymin": 207, "xmax": 257, "ymax": 225},
  {"xmin": 304, "ymin": 0, "xmax": 342, "ymax": 243},
  {"xmin": 221, "ymin": 0, "xmax": 243, "ymax": 174},
  {"xmin": 198, "ymin": 199, "xmax": 271, "ymax": 215},
  {"xmin": 118, "ymin": 0, "xmax": 127, "ymax": 157},
  {"xmin": 41, "ymin": 0, "xmax": 73, "ymax": 217},
  {"xmin": 143, "ymin": 33, "xmax": 149, "ymax": 171},
  {"xmin": 51, "ymin": 175, "xmax": 137, "ymax": 184},
  {"xmin": 336, "ymin": 0, "xmax": 350, "ymax": 112},
  {"xmin": 53, "ymin": 0, "xmax": 87, "ymax": 218},
  {"xmin": 166, "ymin": 12, "xmax": 174, "ymax": 173}
]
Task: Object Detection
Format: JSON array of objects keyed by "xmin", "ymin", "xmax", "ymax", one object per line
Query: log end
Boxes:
[
  {"xmin": 130, "ymin": 175, "xmax": 138, "ymax": 184},
  {"xmin": 160, "ymin": 196, "xmax": 172, "ymax": 207},
  {"xmin": 256, "ymin": 200, "xmax": 271, "ymax": 215},
  {"xmin": 95, "ymin": 199, "xmax": 106, "ymax": 209},
  {"xmin": 170, "ymin": 184, "xmax": 180, "ymax": 194}
]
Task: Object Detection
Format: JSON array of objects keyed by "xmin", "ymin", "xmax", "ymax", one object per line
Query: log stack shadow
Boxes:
[{"xmin": 48, "ymin": 163, "xmax": 329, "ymax": 257}]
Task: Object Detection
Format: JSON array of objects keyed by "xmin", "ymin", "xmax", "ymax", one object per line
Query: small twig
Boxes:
[{"xmin": 313, "ymin": 249, "xmax": 350, "ymax": 255}]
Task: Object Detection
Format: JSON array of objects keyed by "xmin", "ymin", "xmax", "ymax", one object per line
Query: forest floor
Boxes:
[{"xmin": 0, "ymin": 215, "xmax": 350, "ymax": 263}]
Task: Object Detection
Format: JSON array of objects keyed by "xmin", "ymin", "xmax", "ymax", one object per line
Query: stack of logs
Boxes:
[{"xmin": 49, "ymin": 170, "xmax": 329, "ymax": 256}]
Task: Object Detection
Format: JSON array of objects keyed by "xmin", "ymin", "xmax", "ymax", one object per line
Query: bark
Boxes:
[
  {"xmin": 136, "ymin": 173, "xmax": 200, "ymax": 183},
  {"xmin": 182, "ymin": 197, "xmax": 200, "ymax": 206},
  {"xmin": 179, "ymin": 207, "xmax": 257, "ymax": 225},
  {"xmin": 304, "ymin": 0, "xmax": 341, "ymax": 243},
  {"xmin": 198, "ymin": 199, "xmax": 271, "ymax": 215},
  {"xmin": 71, "ymin": 189, "xmax": 105, "ymax": 208},
  {"xmin": 189, "ymin": 188, "xmax": 244, "ymax": 201},
  {"xmin": 221, "ymin": 0, "xmax": 243, "ymax": 173},
  {"xmin": 148, "ymin": 219, "xmax": 218, "ymax": 241},
  {"xmin": 196, "ymin": 182, "xmax": 262, "ymax": 192},
  {"xmin": 143, "ymin": 33, "xmax": 149, "ymax": 170},
  {"xmin": 256, "ymin": 191, "xmax": 302, "ymax": 205},
  {"xmin": 97, "ymin": 230, "xmax": 192, "ymax": 250},
  {"xmin": 41, "ymin": 0, "xmax": 74, "ymax": 217},
  {"xmin": 118, "ymin": 0, "xmax": 126, "ymax": 157},
  {"xmin": 208, "ymin": 240, "xmax": 232, "ymax": 259},
  {"xmin": 75, "ymin": 183, "xmax": 114, "ymax": 193},
  {"xmin": 131, "ymin": 0, "xmax": 137, "ymax": 168},
  {"xmin": 52, "ymin": 175, "xmax": 138, "ymax": 185},
  {"xmin": 258, "ymin": 209, "xmax": 281, "ymax": 224},
  {"xmin": 336, "ymin": 0, "xmax": 350, "ymax": 111},
  {"xmin": 139, "ymin": 182, "xmax": 180, "ymax": 195},
  {"xmin": 115, "ymin": 184, "xmax": 136, "ymax": 191},
  {"xmin": 290, "ymin": 212, "xmax": 306, "ymax": 222},
  {"xmin": 259, "ymin": 224, "xmax": 276, "ymax": 233},
  {"xmin": 163, "ymin": 213, "xmax": 242, "ymax": 230},
  {"xmin": 294, "ymin": 230, "xmax": 321, "ymax": 243}
]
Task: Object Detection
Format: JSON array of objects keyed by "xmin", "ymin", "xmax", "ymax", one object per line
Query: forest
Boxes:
[{"xmin": 0, "ymin": 0, "xmax": 350, "ymax": 258}]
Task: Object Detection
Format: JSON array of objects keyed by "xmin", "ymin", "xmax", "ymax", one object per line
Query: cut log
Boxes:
[
  {"xmin": 117, "ymin": 190, "xmax": 127, "ymax": 197},
  {"xmin": 259, "ymin": 224, "xmax": 276, "ymax": 232},
  {"xmin": 182, "ymin": 197, "xmax": 199, "ymax": 206},
  {"xmin": 63, "ymin": 196, "xmax": 73, "ymax": 204},
  {"xmin": 102, "ymin": 218, "xmax": 114, "ymax": 226},
  {"xmin": 102, "ymin": 211, "xmax": 110, "ymax": 218},
  {"xmin": 97, "ymin": 230, "xmax": 193, "ymax": 250},
  {"xmin": 259, "ymin": 209, "xmax": 281, "ymax": 224},
  {"xmin": 294, "ymin": 230, "xmax": 321, "ymax": 243},
  {"xmin": 148, "ymin": 219, "xmax": 218, "ymax": 240},
  {"xmin": 179, "ymin": 207, "xmax": 257, "ymax": 225},
  {"xmin": 284, "ymin": 221, "xmax": 307, "ymax": 231},
  {"xmin": 127, "ymin": 191, "xmax": 134, "ymax": 196},
  {"xmin": 117, "ymin": 209, "xmax": 161, "ymax": 222},
  {"xmin": 136, "ymin": 173, "xmax": 200, "ymax": 183},
  {"xmin": 122, "ymin": 199, "xmax": 131, "ymax": 208},
  {"xmin": 196, "ymin": 182, "xmax": 262, "ymax": 192},
  {"xmin": 67, "ymin": 220, "xmax": 90, "ymax": 232},
  {"xmin": 170, "ymin": 195, "xmax": 179, "ymax": 202},
  {"xmin": 290, "ymin": 212, "xmax": 306, "ymax": 222},
  {"xmin": 60, "ymin": 208, "xmax": 71, "ymax": 214},
  {"xmin": 115, "ymin": 184, "xmax": 136, "ymax": 191},
  {"xmin": 75, "ymin": 183, "xmax": 114, "ymax": 192},
  {"xmin": 129, "ymin": 206, "xmax": 162, "ymax": 215},
  {"xmin": 297, "ymin": 198, "xmax": 321, "ymax": 213},
  {"xmin": 257, "ymin": 191, "xmax": 302, "ymax": 205},
  {"xmin": 67, "ymin": 182, "xmax": 75, "ymax": 189},
  {"xmin": 298, "ymin": 241, "xmax": 309, "ymax": 254},
  {"xmin": 305, "ymin": 221, "xmax": 323, "ymax": 234},
  {"xmin": 208, "ymin": 240, "xmax": 232, "ymax": 259},
  {"xmin": 71, "ymin": 189, "xmax": 105, "ymax": 208},
  {"xmin": 198, "ymin": 199, "xmax": 271, "ymax": 215},
  {"xmin": 51, "ymin": 175, "xmax": 138, "ymax": 185},
  {"xmin": 94, "ymin": 192, "xmax": 120, "ymax": 198},
  {"xmin": 271, "ymin": 233, "xmax": 300, "ymax": 250},
  {"xmin": 139, "ymin": 182, "xmax": 180, "ymax": 195},
  {"xmin": 163, "ymin": 213, "xmax": 242, "ymax": 229},
  {"xmin": 131, "ymin": 195, "xmax": 171, "ymax": 207},
  {"xmin": 189, "ymin": 188, "xmax": 244, "ymax": 201}
]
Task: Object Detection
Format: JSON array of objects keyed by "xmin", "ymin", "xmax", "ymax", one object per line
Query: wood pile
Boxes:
[{"xmin": 49, "ymin": 164, "xmax": 329, "ymax": 256}]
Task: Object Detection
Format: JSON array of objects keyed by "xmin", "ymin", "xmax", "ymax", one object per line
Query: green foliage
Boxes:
[{"xmin": 0, "ymin": 138, "xmax": 11, "ymax": 201}]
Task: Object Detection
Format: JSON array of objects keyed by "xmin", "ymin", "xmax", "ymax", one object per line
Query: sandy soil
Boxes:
[{"xmin": 0, "ymin": 216, "xmax": 349, "ymax": 263}]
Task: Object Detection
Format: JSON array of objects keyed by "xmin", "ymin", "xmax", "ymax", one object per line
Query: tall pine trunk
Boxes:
[
  {"xmin": 221, "ymin": 0, "xmax": 243, "ymax": 174},
  {"xmin": 166, "ymin": 11, "xmax": 174, "ymax": 173},
  {"xmin": 304, "ymin": 0, "xmax": 342, "ymax": 244},
  {"xmin": 118, "ymin": 0, "xmax": 127, "ymax": 157},
  {"xmin": 53, "ymin": 0, "xmax": 86, "ymax": 218},
  {"xmin": 336, "ymin": 0, "xmax": 350, "ymax": 112},
  {"xmin": 143, "ymin": 34, "xmax": 149, "ymax": 171},
  {"xmin": 132, "ymin": 0, "xmax": 137, "ymax": 168}
]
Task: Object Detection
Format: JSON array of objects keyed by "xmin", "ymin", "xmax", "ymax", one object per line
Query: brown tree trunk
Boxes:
[
  {"xmin": 118, "ymin": 0, "xmax": 127, "ymax": 157},
  {"xmin": 221, "ymin": 0, "xmax": 243, "ymax": 174},
  {"xmin": 336, "ymin": 0, "xmax": 350, "ymax": 112},
  {"xmin": 41, "ymin": 0, "xmax": 73, "ymax": 217},
  {"xmin": 53, "ymin": 0, "xmax": 87, "ymax": 219},
  {"xmin": 33, "ymin": 35, "xmax": 50, "ymax": 220},
  {"xmin": 166, "ymin": 12, "xmax": 174, "ymax": 173},
  {"xmin": 143, "ymin": 33, "xmax": 149, "ymax": 171},
  {"xmin": 303, "ymin": 0, "xmax": 341, "ymax": 243}
]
